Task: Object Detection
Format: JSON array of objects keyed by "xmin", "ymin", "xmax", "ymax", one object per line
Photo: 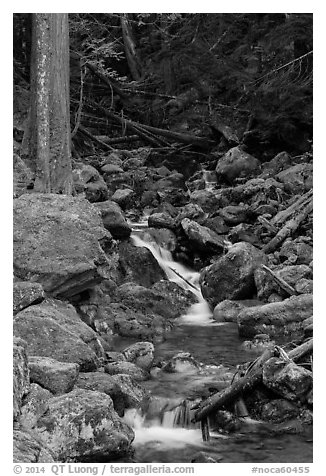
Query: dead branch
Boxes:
[{"xmin": 260, "ymin": 264, "xmax": 297, "ymax": 296}]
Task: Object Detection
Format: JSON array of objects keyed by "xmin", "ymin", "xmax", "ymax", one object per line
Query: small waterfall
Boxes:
[
  {"xmin": 202, "ymin": 169, "xmax": 217, "ymax": 190},
  {"xmin": 131, "ymin": 232, "xmax": 214, "ymax": 325}
]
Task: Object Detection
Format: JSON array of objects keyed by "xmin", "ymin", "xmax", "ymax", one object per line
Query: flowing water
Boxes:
[{"xmin": 118, "ymin": 221, "xmax": 313, "ymax": 463}]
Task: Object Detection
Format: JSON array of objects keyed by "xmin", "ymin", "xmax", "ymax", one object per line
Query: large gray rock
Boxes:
[
  {"xmin": 276, "ymin": 163, "xmax": 313, "ymax": 194},
  {"xmin": 105, "ymin": 361, "xmax": 149, "ymax": 381},
  {"xmin": 14, "ymin": 304, "xmax": 100, "ymax": 371},
  {"xmin": 148, "ymin": 212, "xmax": 176, "ymax": 230},
  {"xmin": 73, "ymin": 163, "xmax": 108, "ymax": 202},
  {"xmin": 200, "ymin": 242, "xmax": 267, "ymax": 308},
  {"xmin": 13, "ymin": 429, "xmax": 55, "ymax": 463},
  {"xmin": 122, "ymin": 342, "xmax": 155, "ymax": 371},
  {"xmin": 94, "ymin": 200, "xmax": 131, "ymax": 239},
  {"xmin": 215, "ymin": 146, "xmax": 261, "ymax": 183},
  {"xmin": 13, "ymin": 194, "xmax": 112, "ymax": 298},
  {"xmin": 213, "ymin": 299, "xmax": 262, "ymax": 323},
  {"xmin": 13, "ymin": 337, "xmax": 30, "ymax": 421},
  {"xmin": 19, "ymin": 383, "xmax": 52, "ymax": 429},
  {"xmin": 13, "ymin": 281, "xmax": 45, "ymax": 314},
  {"xmin": 28, "ymin": 357, "xmax": 79, "ymax": 395},
  {"xmin": 33, "ymin": 388, "xmax": 134, "ymax": 462},
  {"xmin": 279, "ymin": 239, "xmax": 313, "ymax": 265},
  {"xmin": 263, "ymin": 358, "xmax": 313, "ymax": 402},
  {"xmin": 237, "ymin": 294, "xmax": 313, "ymax": 337},
  {"xmin": 181, "ymin": 218, "xmax": 225, "ymax": 252},
  {"xmin": 75, "ymin": 372, "xmax": 148, "ymax": 417},
  {"xmin": 189, "ymin": 189, "xmax": 228, "ymax": 212},
  {"xmin": 111, "ymin": 188, "xmax": 135, "ymax": 209}
]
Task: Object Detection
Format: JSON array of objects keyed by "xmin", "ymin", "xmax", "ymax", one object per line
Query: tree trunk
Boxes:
[
  {"xmin": 120, "ymin": 14, "xmax": 141, "ymax": 81},
  {"xmin": 24, "ymin": 13, "xmax": 73, "ymax": 194}
]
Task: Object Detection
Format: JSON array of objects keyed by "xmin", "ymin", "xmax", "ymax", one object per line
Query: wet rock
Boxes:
[
  {"xmin": 19, "ymin": 383, "xmax": 52, "ymax": 429},
  {"xmin": 254, "ymin": 264, "xmax": 312, "ymax": 301},
  {"xmin": 200, "ymin": 242, "xmax": 267, "ymax": 308},
  {"xmin": 75, "ymin": 372, "xmax": 147, "ymax": 417},
  {"xmin": 213, "ymin": 410, "xmax": 241, "ymax": 432},
  {"xmin": 94, "ymin": 200, "xmax": 131, "ymax": 239},
  {"xmin": 118, "ymin": 240, "xmax": 165, "ymax": 286},
  {"xmin": 151, "ymin": 281, "xmax": 197, "ymax": 314},
  {"xmin": 28, "ymin": 357, "xmax": 79, "ymax": 395},
  {"xmin": 219, "ymin": 204, "xmax": 253, "ymax": 226},
  {"xmin": 237, "ymin": 294, "xmax": 313, "ymax": 337},
  {"xmin": 73, "ymin": 163, "xmax": 108, "ymax": 202},
  {"xmin": 13, "ymin": 429, "xmax": 55, "ymax": 463},
  {"xmin": 111, "ymin": 188, "xmax": 135, "ymax": 209},
  {"xmin": 122, "ymin": 342, "xmax": 155, "ymax": 371},
  {"xmin": 260, "ymin": 399, "xmax": 301, "ymax": 423},
  {"xmin": 276, "ymin": 163, "xmax": 313, "ymax": 194},
  {"xmin": 215, "ymin": 146, "xmax": 261, "ymax": 183},
  {"xmin": 14, "ymin": 305, "xmax": 100, "ymax": 372},
  {"xmin": 13, "ymin": 281, "xmax": 45, "ymax": 314},
  {"xmin": 148, "ymin": 212, "xmax": 176, "ymax": 230},
  {"xmin": 105, "ymin": 361, "xmax": 149, "ymax": 381},
  {"xmin": 213, "ymin": 299, "xmax": 262, "ymax": 323},
  {"xmin": 140, "ymin": 228, "xmax": 178, "ymax": 252},
  {"xmin": 279, "ymin": 239, "xmax": 313, "ymax": 265},
  {"xmin": 242, "ymin": 334, "xmax": 275, "ymax": 352},
  {"xmin": 34, "ymin": 388, "xmax": 134, "ymax": 462},
  {"xmin": 14, "ymin": 194, "xmax": 112, "ymax": 298},
  {"xmin": 162, "ymin": 352, "xmax": 200, "ymax": 373},
  {"xmin": 263, "ymin": 358, "xmax": 313, "ymax": 402},
  {"xmin": 13, "ymin": 337, "xmax": 30, "ymax": 421},
  {"xmin": 181, "ymin": 218, "xmax": 225, "ymax": 252}
]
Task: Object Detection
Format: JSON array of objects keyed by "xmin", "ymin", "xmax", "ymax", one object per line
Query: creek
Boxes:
[{"xmin": 114, "ymin": 217, "xmax": 312, "ymax": 464}]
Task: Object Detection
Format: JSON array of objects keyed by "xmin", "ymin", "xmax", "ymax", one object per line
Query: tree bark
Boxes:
[
  {"xmin": 120, "ymin": 14, "xmax": 141, "ymax": 81},
  {"xmin": 24, "ymin": 13, "xmax": 73, "ymax": 194}
]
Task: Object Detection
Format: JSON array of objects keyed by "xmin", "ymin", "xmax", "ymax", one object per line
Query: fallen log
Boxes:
[
  {"xmin": 260, "ymin": 264, "xmax": 297, "ymax": 296},
  {"xmin": 194, "ymin": 339, "xmax": 313, "ymax": 423},
  {"xmin": 78, "ymin": 125, "xmax": 114, "ymax": 151},
  {"xmin": 271, "ymin": 189, "xmax": 313, "ymax": 227},
  {"xmin": 95, "ymin": 134, "xmax": 139, "ymax": 145},
  {"xmin": 263, "ymin": 198, "xmax": 313, "ymax": 254}
]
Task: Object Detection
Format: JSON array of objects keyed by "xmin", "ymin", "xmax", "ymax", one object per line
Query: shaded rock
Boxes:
[
  {"xmin": 75, "ymin": 372, "xmax": 148, "ymax": 417},
  {"xmin": 219, "ymin": 205, "xmax": 253, "ymax": 226},
  {"xmin": 295, "ymin": 278, "xmax": 313, "ymax": 294},
  {"xmin": 156, "ymin": 188, "xmax": 189, "ymax": 207},
  {"xmin": 176, "ymin": 203, "xmax": 207, "ymax": 222},
  {"xmin": 263, "ymin": 358, "xmax": 313, "ymax": 402},
  {"xmin": 162, "ymin": 352, "xmax": 200, "ymax": 373},
  {"xmin": 13, "ymin": 337, "xmax": 30, "ymax": 421},
  {"xmin": 181, "ymin": 218, "xmax": 225, "ymax": 252},
  {"xmin": 151, "ymin": 173, "xmax": 185, "ymax": 191},
  {"xmin": 191, "ymin": 452, "xmax": 221, "ymax": 463},
  {"xmin": 13, "ymin": 429, "xmax": 55, "ymax": 463},
  {"xmin": 189, "ymin": 189, "xmax": 228, "ymax": 212},
  {"xmin": 73, "ymin": 163, "xmax": 108, "ymax": 202},
  {"xmin": 215, "ymin": 146, "xmax": 261, "ymax": 183},
  {"xmin": 13, "ymin": 153, "xmax": 34, "ymax": 198},
  {"xmin": 34, "ymin": 388, "xmax": 134, "ymax": 462},
  {"xmin": 228, "ymin": 223, "xmax": 262, "ymax": 247},
  {"xmin": 254, "ymin": 265, "xmax": 312, "ymax": 301},
  {"xmin": 14, "ymin": 194, "xmax": 112, "ymax": 298},
  {"xmin": 140, "ymin": 190, "xmax": 159, "ymax": 207},
  {"xmin": 94, "ymin": 200, "xmax": 131, "ymax": 239},
  {"xmin": 276, "ymin": 163, "xmax": 313, "ymax": 194},
  {"xmin": 202, "ymin": 216, "xmax": 229, "ymax": 235},
  {"xmin": 279, "ymin": 239, "xmax": 313, "ymax": 265},
  {"xmin": 200, "ymin": 242, "xmax": 267, "ymax": 308},
  {"xmin": 20, "ymin": 383, "xmax": 52, "ymax": 429},
  {"xmin": 213, "ymin": 410, "xmax": 241, "ymax": 432},
  {"xmin": 14, "ymin": 305, "xmax": 100, "ymax": 372},
  {"xmin": 118, "ymin": 240, "xmax": 165, "ymax": 287},
  {"xmin": 213, "ymin": 299, "xmax": 262, "ymax": 323},
  {"xmin": 105, "ymin": 361, "xmax": 149, "ymax": 381},
  {"xmin": 148, "ymin": 212, "xmax": 176, "ymax": 230},
  {"xmin": 28, "ymin": 357, "xmax": 79, "ymax": 395},
  {"xmin": 237, "ymin": 294, "xmax": 313, "ymax": 337},
  {"xmin": 100, "ymin": 163, "xmax": 124, "ymax": 175},
  {"xmin": 111, "ymin": 188, "xmax": 135, "ymax": 209},
  {"xmin": 260, "ymin": 399, "xmax": 301, "ymax": 423},
  {"xmin": 260, "ymin": 151, "xmax": 292, "ymax": 177},
  {"xmin": 151, "ymin": 280, "xmax": 197, "ymax": 314},
  {"xmin": 13, "ymin": 281, "xmax": 45, "ymax": 314},
  {"xmin": 122, "ymin": 342, "xmax": 155, "ymax": 371}
]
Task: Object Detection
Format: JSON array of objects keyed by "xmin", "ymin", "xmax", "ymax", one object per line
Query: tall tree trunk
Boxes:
[
  {"xmin": 120, "ymin": 14, "xmax": 141, "ymax": 81},
  {"xmin": 23, "ymin": 13, "xmax": 72, "ymax": 194}
]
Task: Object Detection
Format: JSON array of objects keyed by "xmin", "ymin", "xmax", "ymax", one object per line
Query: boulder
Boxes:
[
  {"xmin": 263, "ymin": 358, "xmax": 313, "ymax": 402},
  {"xmin": 200, "ymin": 242, "xmax": 267, "ymax": 308},
  {"xmin": 276, "ymin": 163, "xmax": 313, "ymax": 194},
  {"xmin": 219, "ymin": 205, "xmax": 254, "ymax": 226},
  {"xmin": 19, "ymin": 383, "xmax": 52, "ymax": 429},
  {"xmin": 228, "ymin": 223, "xmax": 262, "ymax": 247},
  {"xmin": 213, "ymin": 299, "xmax": 262, "ymax": 323},
  {"xmin": 162, "ymin": 352, "xmax": 200, "ymax": 373},
  {"xmin": 94, "ymin": 200, "xmax": 131, "ymax": 239},
  {"xmin": 237, "ymin": 294, "xmax": 313, "ymax": 337},
  {"xmin": 176, "ymin": 203, "xmax": 207, "ymax": 222},
  {"xmin": 72, "ymin": 163, "xmax": 108, "ymax": 202},
  {"xmin": 189, "ymin": 189, "xmax": 228, "ymax": 212},
  {"xmin": 181, "ymin": 218, "xmax": 225, "ymax": 252},
  {"xmin": 151, "ymin": 281, "xmax": 197, "ymax": 316},
  {"xmin": 148, "ymin": 212, "xmax": 176, "ymax": 230},
  {"xmin": 14, "ymin": 194, "xmax": 112, "ymax": 298},
  {"xmin": 13, "ymin": 281, "xmax": 45, "ymax": 314},
  {"xmin": 75, "ymin": 372, "xmax": 148, "ymax": 417},
  {"xmin": 295, "ymin": 279, "xmax": 313, "ymax": 295},
  {"xmin": 105, "ymin": 361, "xmax": 149, "ymax": 381},
  {"xmin": 33, "ymin": 388, "xmax": 134, "ymax": 461},
  {"xmin": 260, "ymin": 151, "xmax": 292, "ymax": 177},
  {"xmin": 28, "ymin": 357, "xmax": 79, "ymax": 395},
  {"xmin": 100, "ymin": 163, "xmax": 124, "ymax": 175},
  {"xmin": 215, "ymin": 146, "xmax": 261, "ymax": 183},
  {"xmin": 202, "ymin": 216, "xmax": 229, "ymax": 235},
  {"xmin": 260, "ymin": 399, "xmax": 301, "ymax": 423},
  {"xmin": 13, "ymin": 337, "xmax": 30, "ymax": 421},
  {"xmin": 122, "ymin": 342, "xmax": 155, "ymax": 371},
  {"xmin": 14, "ymin": 305, "xmax": 100, "ymax": 371},
  {"xmin": 118, "ymin": 240, "xmax": 165, "ymax": 287},
  {"xmin": 111, "ymin": 188, "xmax": 135, "ymax": 209},
  {"xmin": 13, "ymin": 429, "xmax": 55, "ymax": 463},
  {"xmin": 279, "ymin": 239, "xmax": 313, "ymax": 265}
]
